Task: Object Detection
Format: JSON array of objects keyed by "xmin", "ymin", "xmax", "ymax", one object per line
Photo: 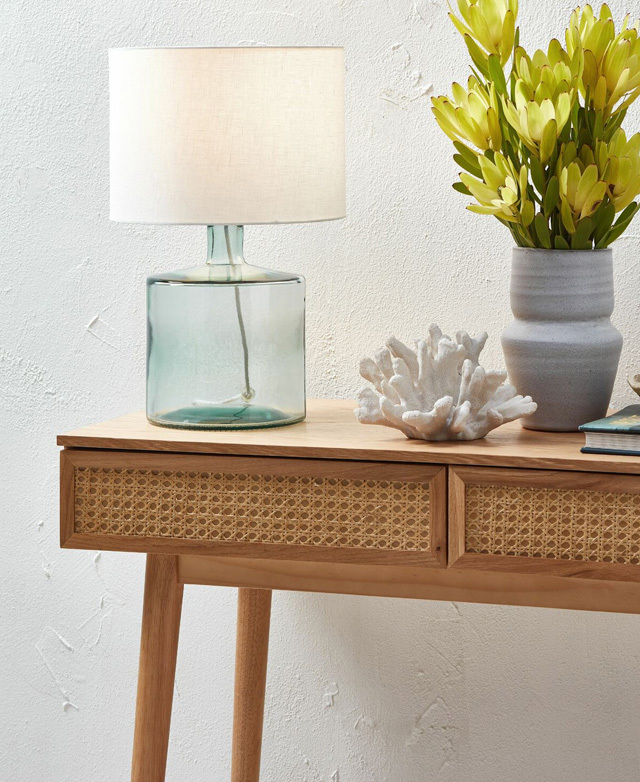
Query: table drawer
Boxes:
[
  {"xmin": 449, "ymin": 467, "xmax": 640, "ymax": 581},
  {"xmin": 61, "ymin": 450, "xmax": 446, "ymax": 566}
]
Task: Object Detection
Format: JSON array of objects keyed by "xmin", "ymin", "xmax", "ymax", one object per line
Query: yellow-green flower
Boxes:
[
  {"xmin": 513, "ymin": 39, "xmax": 582, "ymax": 104},
  {"xmin": 434, "ymin": 1, "xmax": 640, "ymax": 248},
  {"xmin": 596, "ymin": 129, "xmax": 640, "ymax": 211},
  {"xmin": 500, "ymin": 39, "xmax": 580, "ymax": 163},
  {"xmin": 460, "ymin": 153, "xmax": 528, "ymax": 222},
  {"xmin": 431, "ymin": 77, "xmax": 502, "ymax": 150},
  {"xmin": 558, "ymin": 159, "xmax": 608, "ymax": 232},
  {"xmin": 565, "ymin": 3, "xmax": 610, "ymax": 62},
  {"xmin": 555, "ymin": 139, "xmax": 591, "ymax": 172},
  {"xmin": 601, "ymin": 24, "xmax": 640, "ymax": 113},
  {"xmin": 449, "ymin": 0, "xmax": 518, "ymax": 67},
  {"xmin": 502, "ymin": 89, "xmax": 572, "ymax": 162},
  {"xmin": 566, "ymin": 4, "xmax": 640, "ymax": 116}
]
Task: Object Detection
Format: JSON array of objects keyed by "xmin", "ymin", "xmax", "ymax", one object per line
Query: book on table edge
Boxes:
[{"xmin": 579, "ymin": 405, "xmax": 640, "ymax": 455}]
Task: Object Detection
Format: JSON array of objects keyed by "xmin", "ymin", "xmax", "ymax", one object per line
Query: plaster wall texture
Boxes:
[{"xmin": 2, "ymin": 0, "xmax": 640, "ymax": 780}]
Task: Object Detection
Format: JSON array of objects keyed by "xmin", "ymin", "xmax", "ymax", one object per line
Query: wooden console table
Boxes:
[{"xmin": 58, "ymin": 399, "xmax": 640, "ymax": 781}]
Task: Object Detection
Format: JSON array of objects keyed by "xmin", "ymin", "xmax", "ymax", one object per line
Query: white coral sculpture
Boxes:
[{"xmin": 355, "ymin": 325, "xmax": 537, "ymax": 441}]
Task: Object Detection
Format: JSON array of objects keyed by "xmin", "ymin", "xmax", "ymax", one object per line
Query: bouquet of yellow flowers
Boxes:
[{"xmin": 432, "ymin": 2, "xmax": 640, "ymax": 249}]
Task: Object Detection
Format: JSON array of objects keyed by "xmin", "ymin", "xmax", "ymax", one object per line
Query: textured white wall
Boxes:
[{"xmin": 3, "ymin": 0, "xmax": 640, "ymax": 780}]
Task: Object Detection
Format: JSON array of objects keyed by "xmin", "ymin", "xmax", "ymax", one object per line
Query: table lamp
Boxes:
[{"xmin": 109, "ymin": 47, "xmax": 345, "ymax": 429}]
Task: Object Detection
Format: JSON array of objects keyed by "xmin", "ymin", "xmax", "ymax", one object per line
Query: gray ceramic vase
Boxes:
[{"xmin": 502, "ymin": 248, "xmax": 622, "ymax": 432}]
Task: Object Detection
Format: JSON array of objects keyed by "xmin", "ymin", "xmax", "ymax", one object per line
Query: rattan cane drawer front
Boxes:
[
  {"xmin": 449, "ymin": 467, "xmax": 640, "ymax": 581},
  {"xmin": 61, "ymin": 450, "xmax": 447, "ymax": 566}
]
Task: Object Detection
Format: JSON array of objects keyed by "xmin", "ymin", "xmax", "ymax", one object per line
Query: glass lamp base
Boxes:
[
  {"xmin": 146, "ymin": 225, "xmax": 306, "ymax": 431},
  {"xmin": 148, "ymin": 403, "xmax": 304, "ymax": 430}
]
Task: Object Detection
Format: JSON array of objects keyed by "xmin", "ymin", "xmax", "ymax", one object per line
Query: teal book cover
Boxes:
[{"xmin": 579, "ymin": 405, "xmax": 640, "ymax": 434}]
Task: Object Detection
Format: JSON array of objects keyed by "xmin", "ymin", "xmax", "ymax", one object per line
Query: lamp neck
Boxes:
[{"xmin": 207, "ymin": 225, "xmax": 245, "ymax": 265}]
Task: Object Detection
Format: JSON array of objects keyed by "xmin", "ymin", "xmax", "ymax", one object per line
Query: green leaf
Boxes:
[
  {"xmin": 592, "ymin": 201, "xmax": 616, "ymax": 245},
  {"xmin": 500, "ymin": 139, "xmax": 518, "ymax": 168},
  {"xmin": 529, "ymin": 155, "xmax": 545, "ymax": 195},
  {"xmin": 539, "ymin": 119, "xmax": 558, "ymax": 164},
  {"xmin": 521, "ymin": 199, "xmax": 535, "ymax": 227},
  {"xmin": 510, "ymin": 223, "xmax": 534, "ymax": 247},
  {"xmin": 578, "ymin": 127, "xmax": 591, "ymax": 148},
  {"xmin": 534, "ymin": 213, "xmax": 552, "ymax": 248},
  {"xmin": 454, "ymin": 141, "xmax": 480, "ymax": 166},
  {"xmin": 599, "ymin": 225, "xmax": 626, "ymax": 247},
  {"xmin": 543, "ymin": 176, "xmax": 560, "ymax": 218},
  {"xmin": 571, "ymin": 217, "xmax": 594, "ymax": 250},
  {"xmin": 614, "ymin": 201, "xmax": 639, "ymax": 227},
  {"xmin": 597, "ymin": 202, "xmax": 640, "ymax": 247},
  {"xmin": 453, "ymin": 181, "xmax": 472, "ymax": 196},
  {"xmin": 591, "ymin": 197, "xmax": 610, "ymax": 223},
  {"xmin": 510, "ymin": 67, "xmax": 517, "ymax": 103},
  {"xmin": 454, "ymin": 153, "xmax": 483, "ymax": 177},
  {"xmin": 584, "ymin": 101, "xmax": 594, "ymax": 138},
  {"xmin": 570, "ymin": 100, "xmax": 580, "ymax": 138},
  {"xmin": 469, "ymin": 66, "xmax": 486, "ymax": 85},
  {"xmin": 464, "ymin": 35, "xmax": 490, "ymax": 78},
  {"xmin": 558, "ymin": 120, "xmax": 571, "ymax": 146},
  {"xmin": 603, "ymin": 108, "xmax": 627, "ymax": 142},
  {"xmin": 506, "ymin": 222, "xmax": 520, "ymax": 245},
  {"xmin": 554, "ymin": 235, "xmax": 571, "ymax": 250},
  {"xmin": 593, "ymin": 111, "xmax": 604, "ymax": 141},
  {"xmin": 488, "ymin": 54, "xmax": 507, "ymax": 95},
  {"xmin": 617, "ymin": 85, "xmax": 640, "ymax": 114},
  {"xmin": 561, "ymin": 199, "xmax": 576, "ymax": 233}
]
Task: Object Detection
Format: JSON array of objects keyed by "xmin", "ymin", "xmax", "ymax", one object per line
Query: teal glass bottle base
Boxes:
[
  {"xmin": 148, "ymin": 404, "xmax": 304, "ymax": 430},
  {"xmin": 146, "ymin": 225, "xmax": 306, "ymax": 432}
]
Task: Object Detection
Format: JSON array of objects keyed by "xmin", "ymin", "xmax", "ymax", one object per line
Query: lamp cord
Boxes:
[{"xmin": 225, "ymin": 225, "xmax": 253, "ymax": 402}]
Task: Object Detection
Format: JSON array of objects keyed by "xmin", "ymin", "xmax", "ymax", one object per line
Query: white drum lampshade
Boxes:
[{"xmin": 109, "ymin": 46, "xmax": 346, "ymax": 225}]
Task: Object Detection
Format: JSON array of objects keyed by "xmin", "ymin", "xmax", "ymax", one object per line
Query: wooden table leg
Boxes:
[
  {"xmin": 231, "ymin": 588, "xmax": 273, "ymax": 782},
  {"xmin": 131, "ymin": 554, "xmax": 184, "ymax": 782}
]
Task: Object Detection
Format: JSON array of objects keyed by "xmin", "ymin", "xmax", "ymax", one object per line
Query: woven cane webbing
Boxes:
[
  {"xmin": 465, "ymin": 484, "xmax": 640, "ymax": 564},
  {"xmin": 74, "ymin": 467, "xmax": 431, "ymax": 551}
]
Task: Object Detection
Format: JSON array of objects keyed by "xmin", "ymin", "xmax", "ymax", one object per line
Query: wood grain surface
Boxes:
[
  {"xmin": 131, "ymin": 555, "xmax": 183, "ymax": 782},
  {"xmin": 178, "ymin": 554, "xmax": 640, "ymax": 614},
  {"xmin": 231, "ymin": 589, "xmax": 272, "ymax": 782},
  {"xmin": 58, "ymin": 399, "xmax": 640, "ymax": 475}
]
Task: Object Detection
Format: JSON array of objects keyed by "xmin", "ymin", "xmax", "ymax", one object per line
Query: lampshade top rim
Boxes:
[{"xmin": 109, "ymin": 45, "xmax": 344, "ymax": 52}]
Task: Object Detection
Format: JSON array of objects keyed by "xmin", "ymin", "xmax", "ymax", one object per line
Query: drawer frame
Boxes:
[
  {"xmin": 61, "ymin": 449, "xmax": 447, "ymax": 567},
  {"xmin": 449, "ymin": 466, "xmax": 640, "ymax": 582}
]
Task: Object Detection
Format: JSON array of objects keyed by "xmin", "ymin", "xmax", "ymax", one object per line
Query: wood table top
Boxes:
[{"xmin": 58, "ymin": 399, "xmax": 640, "ymax": 474}]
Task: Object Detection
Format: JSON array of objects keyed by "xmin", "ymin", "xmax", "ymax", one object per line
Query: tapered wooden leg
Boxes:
[
  {"xmin": 131, "ymin": 554, "xmax": 184, "ymax": 782},
  {"xmin": 231, "ymin": 588, "xmax": 273, "ymax": 782}
]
